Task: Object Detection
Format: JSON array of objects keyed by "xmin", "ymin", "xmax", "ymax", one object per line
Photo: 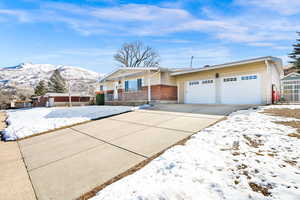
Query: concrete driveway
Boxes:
[
  {"xmin": 146, "ymin": 104, "xmax": 255, "ymax": 115},
  {"xmin": 17, "ymin": 109, "xmax": 224, "ymax": 200}
]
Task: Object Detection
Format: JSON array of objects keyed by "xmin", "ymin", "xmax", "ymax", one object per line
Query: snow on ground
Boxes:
[
  {"xmin": 1, "ymin": 106, "xmax": 132, "ymax": 141},
  {"xmin": 91, "ymin": 105, "xmax": 300, "ymax": 200}
]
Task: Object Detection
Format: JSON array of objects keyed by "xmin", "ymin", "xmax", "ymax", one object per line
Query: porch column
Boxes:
[{"xmin": 148, "ymin": 70, "xmax": 151, "ymax": 103}]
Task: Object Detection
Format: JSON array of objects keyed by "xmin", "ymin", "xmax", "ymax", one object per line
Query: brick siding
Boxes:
[{"xmin": 105, "ymin": 84, "xmax": 177, "ymax": 101}]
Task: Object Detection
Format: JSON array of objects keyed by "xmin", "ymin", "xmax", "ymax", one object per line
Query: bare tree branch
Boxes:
[{"xmin": 114, "ymin": 41, "xmax": 160, "ymax": 68}]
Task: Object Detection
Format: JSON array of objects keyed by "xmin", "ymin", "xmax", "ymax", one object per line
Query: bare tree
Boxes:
[{"xmin": 114, "ymin": 41, "xmax": 160, "ymax": 68}]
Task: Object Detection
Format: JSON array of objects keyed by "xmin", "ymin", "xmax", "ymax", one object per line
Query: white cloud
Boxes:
[
  {"xmin": 21, "ymin": 48, "xmax": 117, "ymax": 73},
  {"xmin": 199, "ymin": 7, "xmax": 300, "ymax": 44},
  {"xmin": 58, "ymin": 48, "xmax": 116, "ymax": 57},
  {"xmin": 91, "ymin": 4, "xmax": 191, "ymax": 21},
  {"xmin": 248, "ymin": 42, "xmax": 275, "ymax": 47},
  {"xmin": 236, "ymin": 0, "xmax": 300, "ymax": 15},
  {"xmin": 0, "ymin": 2, "xmax": 298, "ymax": 46},
  {"xmin": 160, "ymin": 46, "xmax": 232, "ymax": 67},
  {"xmin": 248, "ymin": 42, "xmax": 291, "ymax": 50},
  {"xmin": 152, "ymin": 39, "xmax": 192, "ymax": 44},
  {"xmin": 278, "ymin": 55, "xmax": 291, "ymax": 65},
  {"xmin": 0, "ymin": 9, "xmax": 30, "ymax": 22}
]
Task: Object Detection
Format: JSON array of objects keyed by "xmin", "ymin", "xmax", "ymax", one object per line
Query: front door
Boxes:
[{"xmin": 114, "ymin": 82, "xmax": 118, "ymax": 100}]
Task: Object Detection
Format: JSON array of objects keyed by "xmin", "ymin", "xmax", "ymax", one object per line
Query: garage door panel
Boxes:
[
  {"xmin": 185, "ymin": 79, "xmax": 215, "ymax": 104},
  {"xmin": 221, "ymin": 74, "xmax": 261, "ymax": 104}
]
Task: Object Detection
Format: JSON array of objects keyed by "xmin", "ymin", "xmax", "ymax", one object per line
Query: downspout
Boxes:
[{"xmin": 265, "ymin": 60, "xmax": 272, "ymax": 104}]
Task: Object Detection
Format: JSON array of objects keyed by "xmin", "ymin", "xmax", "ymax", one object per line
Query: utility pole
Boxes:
[
  {"xmin": 68, "ymin": 80, "xmax": 72, "ymax": 107},
  {"xmin": 190, "ymin": 56, "xmax": 194, "ymax": 68},
  {"xmin": 147, "ymin": 69, "xmax": 151, "ymax": 103},
  {"xmin": 66, "ymin": 78, "xmax": 100, "ymax": 107}
]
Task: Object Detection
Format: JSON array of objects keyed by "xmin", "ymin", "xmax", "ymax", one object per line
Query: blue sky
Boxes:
[{"xmin": 0, "ymin": 0, "xmax": 299, "ymax": 73}]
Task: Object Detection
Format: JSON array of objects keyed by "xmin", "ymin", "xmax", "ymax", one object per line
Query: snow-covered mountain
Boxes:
[{"xmin": 0, "ymin": 62, "xmax": 102, "ymax": 95}]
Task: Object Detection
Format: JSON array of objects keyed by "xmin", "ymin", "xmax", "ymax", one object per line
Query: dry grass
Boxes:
[
  {"xmin": 249, "ymin": 182, "xmax": 272, "ymax": 196},
  {"xmin": 262, "ymin": 108, "xmax": 300, "ymax": 119},
  {"xmin": 263, "ymin": 108, "xmax": 300, "ymax": 139},
  {"xmin": 284, "ymin": 160, "xmax": 297, "ymax": 166},
  {"xmin": 243, "ymin": 135, "xmax": 263, "ymax": 148},
  {"xmin": 275, "ymin": 121, "xmax": 300, "ymax": 139}
]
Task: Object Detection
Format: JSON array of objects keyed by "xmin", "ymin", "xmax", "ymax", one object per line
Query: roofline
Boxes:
[
  {"xmin": 171, "ymin": 56, "xmax": 282, "ymax": 76},
  {"xmin": 100, "ymin": 66, "xmax": 177, "ymax": 82},
  {"xmin": 282, "ymin": 72, "xmax": 300, "ymax": 78}
]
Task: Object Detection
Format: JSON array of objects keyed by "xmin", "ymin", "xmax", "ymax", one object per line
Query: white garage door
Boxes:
[
  {"xmin": 221, "ymin": 74, "xmax": 261, "ymax": 104},
  {"xmin": 185, "ymin": 79, "xmax": 216, "ymax": 104}
]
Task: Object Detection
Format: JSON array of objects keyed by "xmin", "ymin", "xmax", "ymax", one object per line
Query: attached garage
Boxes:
[
  {"xmin": 220, "ymin": 74, "xmax": 261, "ymax": 104},
  {"xmin": 172, "ymin": 56, "xmax": 283, "ymax": 105},
  {"xmin": 185, "ymin": 79, "xmax": 215, "ymax": 104}
]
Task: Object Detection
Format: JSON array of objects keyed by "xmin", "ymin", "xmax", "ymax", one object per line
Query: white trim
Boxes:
[
  {"xmin": 171, "ymin": 56, "xmax": 282, "ymax": 76},
  {"xmin": 282, "ymin": 72, "xmax": 300, "ymax": 79},
  {"xmin": 100, "ymin": 67, "xmax": 176, "ymax": 82}
]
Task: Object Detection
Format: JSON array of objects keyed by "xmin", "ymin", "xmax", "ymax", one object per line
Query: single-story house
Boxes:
[
  {"xmin": 99, "ymin": 67, "xmax": 183, "ymax": 104},
  {"xmin": 281, "ymin": 72, "xmax": 300, "ymax": 103},
  {"xmin": 283, "ymin": 64, "xmax": 300, "ymax": 75},
  {"xmin": 99, "ymin": 56, "xmax": 283, "ymax": 105},
  {"xmin": 33, "ymin": 93, "xmax": 93, "ymax": 107},
  {"xmin": 10, "ymin": 100, "xmax": 32, "ymax": 109}
]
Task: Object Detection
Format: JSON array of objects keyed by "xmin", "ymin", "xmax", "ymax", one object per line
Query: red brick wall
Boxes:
[
  {"xmin": 53, "ymin": 96, "xmax": 90, "ymax": 102},
  {"xmin": 106, "ymin": 90, "xmax": 114, "ymax": 94},
  {"xmin": 103, "ymin": 84, "xmax": 177, "ymax": 101},
  {"xmin": 150, "ymin": 85, "xmax": 177, "ymax": 101}
]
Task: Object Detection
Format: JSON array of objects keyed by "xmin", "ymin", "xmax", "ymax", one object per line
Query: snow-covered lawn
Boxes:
[
  {"xmin": 1, "ymin": 106, "xmax": 133, "ymax": 141},
  {"xmin": 91, "ymin": 105, "xmax": 300, "ymax": 200}
]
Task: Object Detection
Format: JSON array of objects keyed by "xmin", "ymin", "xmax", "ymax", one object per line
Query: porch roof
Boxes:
[
  {"xmin": 100, "ymin": 67, "xmax": 178, "ymax": 82},
  {"xmin": 282, "ymin": 72, "xmax": 300, "ymax": 81}
]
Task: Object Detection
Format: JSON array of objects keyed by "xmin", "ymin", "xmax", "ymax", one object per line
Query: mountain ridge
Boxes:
[{"xmin": 0, "ymin": 62, "xmax": 102, "ymax": 96}]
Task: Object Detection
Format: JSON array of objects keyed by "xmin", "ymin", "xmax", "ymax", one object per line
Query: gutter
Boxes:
[{"xmin": 170, "ymin": 56, "xmax": 281, "ymax": 76}]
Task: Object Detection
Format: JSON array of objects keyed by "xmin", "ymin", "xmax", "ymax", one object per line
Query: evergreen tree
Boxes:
[
  {"xmin": 289, "ymin": 32, "xmax": 300, "ymax": 69},
  {"xmin": 34, "ymin": 80, "xmax": 48, "ymax": 96},
  {"xmin": 48, "ymin": 69, "xmax": 67, "ymax": 93}
]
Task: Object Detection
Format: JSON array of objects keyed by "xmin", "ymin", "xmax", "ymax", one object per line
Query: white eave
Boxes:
[
  {"xmin": 171, "ymin": 56, "xmax": 282, "ymax": 76},
  {"xmin": 100, "ymin": 67, "xmax": 176, "ymax": 82}
]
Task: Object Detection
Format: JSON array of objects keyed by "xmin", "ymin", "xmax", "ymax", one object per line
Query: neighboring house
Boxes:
[
  {"xmin": 99, "ymin": 67, "xmax": 184, "ymax": 104},
  {"xmin": 10, "ymin": 100, "xmax": 32, "ymax": 109},
  {"xmin": 99, "ymin": 56, "xmax": 283, "ymax": 105},
  {"xmin": 33, "ymin": 93, "xmax": 92, "ymax": 107},
  {"xmin": 283, "ymin": 64, "xmax": 300, "ymax": 75},
  {"xmin": 281, "ymin": 72, "xmax": 300, "ymax": 103}
]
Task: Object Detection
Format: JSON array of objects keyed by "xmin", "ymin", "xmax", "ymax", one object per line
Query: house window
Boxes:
[
  {"xmin": 137, "ymin": 78, "xmax": 142, "ymax": 90},
  {"xmin": 241, "ymin": 75, "xmax": 257, "ymax": 80},
  {"xmin": 100, "ymin": 85, "xmax": 104, "ymax": 91},
  {"xmin": 125, "ymin": 78, "xmax": 143, "ymax": 92},
  {"xmin": 202, "ymin": 80, "xmax": 213, "ymax": 84},
  {"xmin": 224, "ymin": 77, "xmax": 237, "ymax": 82},
  {"xmin": 189, "ymin": 81, "xmax": 199, "ymax": 86}
]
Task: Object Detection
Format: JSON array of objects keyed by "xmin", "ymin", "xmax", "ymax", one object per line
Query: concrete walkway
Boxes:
[
  {"xmin": 0, "ymin": 112, "xmax": 36, "ymax": 200},
  {"xmin": 17, "ymin": 110, "xmax": 224, "ymax": 200}
]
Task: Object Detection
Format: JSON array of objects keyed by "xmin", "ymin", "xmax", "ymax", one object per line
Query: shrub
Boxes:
[{"xmin": 96, "ymin": 94, "xmax": 104, "ymax": 105}]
